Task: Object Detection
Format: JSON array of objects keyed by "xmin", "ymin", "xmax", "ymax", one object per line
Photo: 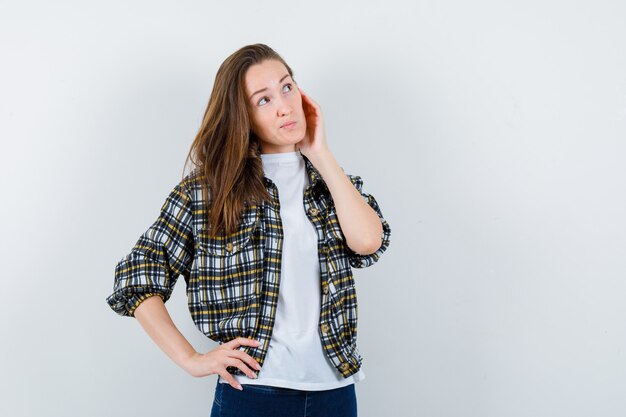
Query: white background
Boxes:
[{"xmin": 1, "ymin": 1, "xmax": 625, "ymax": 416}]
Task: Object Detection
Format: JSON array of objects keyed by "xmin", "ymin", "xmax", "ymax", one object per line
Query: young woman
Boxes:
[{"xmin": 106, "ymin": 43, "xmax": 391, "ymax": 417}]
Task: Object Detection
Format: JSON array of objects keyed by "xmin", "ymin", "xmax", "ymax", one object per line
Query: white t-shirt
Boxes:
[{"xmin": 218, "ymin": 150, "xmax": 364, "ymax": 391}]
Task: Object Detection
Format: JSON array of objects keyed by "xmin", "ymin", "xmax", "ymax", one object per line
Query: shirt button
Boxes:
[
  {"xmin": 321, "ymin": 323, "xmax": 330, "ymax": 333},
  {"xmin": 322, "ymin": 283, "xmax": 329, "ymax": 294},
  {"xmin": 308, "ymin": 207, "xmax": 319, "ymax": 216},
  {"xmin": 225, "ymin": 242, "xmax": 234, "ymax": 252},
  {"xmin": 339, "ymin": 363, "xmax": 350, "ymax": 371}
]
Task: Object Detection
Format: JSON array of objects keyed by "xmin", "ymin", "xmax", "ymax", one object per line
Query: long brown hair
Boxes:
[{"xmin": 183, "ymin": 44, "xmax": 296, "ymax": 237}]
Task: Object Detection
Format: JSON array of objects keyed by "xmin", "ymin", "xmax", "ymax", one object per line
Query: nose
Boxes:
[{"xmin": 275, "ymin": 97, "xmax": 292, "ymax": 116}]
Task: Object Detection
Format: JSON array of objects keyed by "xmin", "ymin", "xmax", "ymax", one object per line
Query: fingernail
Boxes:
[
  {"xmin": 255, "ymin": 363, "xmax": 261, "ymax": 370},
  {"xmin": 237, "ymin": 384, "xmax": 243, "ymax": 391}
]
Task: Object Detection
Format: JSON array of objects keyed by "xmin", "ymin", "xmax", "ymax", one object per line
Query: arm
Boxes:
[
  {"xmin": 133, "ymin": 294, "xmax": 197, "ymax": 375},
  {"xmin": 107, "ymin": 179, "xmax": 262, "ymax": 389},
  {"xmin": 106, "ymin": 182, "xmax": 195, "ymax": 317},
  {"xmin": 309, "ymin": 149, "xmax": 385, "ymax": 255},
  {"xmin": 133, "ymin": 286, "xmax": 262, "ymax": 389},
  {"xmin": 296, "ymin": 89, "xmax": 386, "ymax": 256}
]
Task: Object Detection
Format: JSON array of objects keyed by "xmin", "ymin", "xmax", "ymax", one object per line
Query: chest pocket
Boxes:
[{"xmin": 194, "ymin": 205, "xmax": 263, "ymax": 306}]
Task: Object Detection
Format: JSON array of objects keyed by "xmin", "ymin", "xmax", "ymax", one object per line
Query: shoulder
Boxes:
[{"xmin": 172, "ymin": 168, "xmax": 205, "ymax": 202}]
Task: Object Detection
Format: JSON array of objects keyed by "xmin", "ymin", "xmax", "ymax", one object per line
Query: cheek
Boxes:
[
  {"xmin": 250, "ymin": 111, "xmax": 266, "ymax": 128},
  {"xmin": 253, "ymin": 113, "xmax": 276, "ymax": 135},
  {"xmin": 261, "ymin": 114, "xmax": 274, "ymax": 130}
]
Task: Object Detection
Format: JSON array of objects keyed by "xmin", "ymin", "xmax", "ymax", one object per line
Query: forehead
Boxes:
[{"xmin": 244, "ymin": 59, "xmax": 290, "ymax": 93}]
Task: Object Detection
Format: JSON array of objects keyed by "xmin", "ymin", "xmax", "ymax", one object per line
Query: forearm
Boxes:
[
  {"xmin": 133, "ymin": 295, "xmax": 196, "ymax": 373},
  {"xmin": 308, "ymin": 149, "xmax": 383, "ymax": 254}
]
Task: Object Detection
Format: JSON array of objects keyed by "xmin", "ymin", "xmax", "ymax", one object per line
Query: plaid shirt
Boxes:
[{"xmin": 106, "ymin": 153, "xmax": 391, "ymax": 378}]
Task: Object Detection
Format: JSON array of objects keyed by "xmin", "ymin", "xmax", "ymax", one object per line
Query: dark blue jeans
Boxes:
[{"xmin": 210, "ymin": 381, "xmax": 358, "ymax": 417}]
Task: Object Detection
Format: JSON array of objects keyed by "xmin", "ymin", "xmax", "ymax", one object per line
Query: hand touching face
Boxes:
[{"xmin": 297, "ymin": 87, "xmax": 329, "ymax": 157}]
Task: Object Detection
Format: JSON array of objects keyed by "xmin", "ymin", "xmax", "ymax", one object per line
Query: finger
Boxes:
[
  {"xmin": 301, "ymin": 98, "xmax": 316, "ymax": 114},
  {"xmin": 310, "ymin": 100, "xmax": 321, "ymax": 110},
  {"xmin": 225, "ymin": 357, "xmax": 258, "ymax": 379},
  {"xmin": 299, "ymin": 90, "xmax": 313, "ymax": 104},
  {"xmin": 224, "ymin": 337, "xmax": 262, "ymax": 349},
  {"xmin": 303, "ymin": 93, "xmax": 319, "ymax": 108},
  {"xmin": 218, "ymin": 370, "xmax": 243, "ymax": 391},
  {"xmin": 227, "ymin": 349, "xmax": 262, "ymax": 371},
  {"xmin": 304, "ymin": 97, "xmax": 320, "ymax": 114}
]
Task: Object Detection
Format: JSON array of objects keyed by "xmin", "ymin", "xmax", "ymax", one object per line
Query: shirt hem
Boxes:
[{"xmin": 218, "ymin": 369, "xmax": 365, "ymax": 391}]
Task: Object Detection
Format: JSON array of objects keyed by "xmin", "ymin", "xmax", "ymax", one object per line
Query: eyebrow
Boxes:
[{"xmin": 249, "ymin": 74, "xmax": 292, "ymax": 101}]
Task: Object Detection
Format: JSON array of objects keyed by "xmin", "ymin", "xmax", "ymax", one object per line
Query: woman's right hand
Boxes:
[{"xmin": 184, "ymin": 337, "xmax": 262, "ymax": 390}]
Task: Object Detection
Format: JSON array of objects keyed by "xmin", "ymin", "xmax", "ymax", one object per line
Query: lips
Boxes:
[{"xmin": 281, "ymin": 121, "xmax": 296, "ymax": 128}]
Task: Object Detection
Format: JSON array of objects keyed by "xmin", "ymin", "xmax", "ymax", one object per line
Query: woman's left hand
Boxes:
[{"xmin": 297, "ymin": 88, "xmax": 330, "ymax": 158}]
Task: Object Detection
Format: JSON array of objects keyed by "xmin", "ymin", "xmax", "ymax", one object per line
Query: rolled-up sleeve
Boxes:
[
  {"xmin": 106, "ymin": 182, "xmax": 194, "ymax": 317},
  {"xmin": 345, "ymin": 174, "xmax": 391, "ymax": 269}
]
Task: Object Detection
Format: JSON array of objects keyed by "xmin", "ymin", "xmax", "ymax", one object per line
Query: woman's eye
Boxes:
[{"xmin": 257, "ymin": 84, "xmax": 293, "ymax": 106}]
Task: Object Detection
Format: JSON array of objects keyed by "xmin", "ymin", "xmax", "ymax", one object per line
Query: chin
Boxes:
[
  {"xmin": 294, "ymin": 127, "xmax": 306, "ymax": 140},
  {"xmin": 282, "ymin": 130, "xmax": 305, "ymax": 142}
]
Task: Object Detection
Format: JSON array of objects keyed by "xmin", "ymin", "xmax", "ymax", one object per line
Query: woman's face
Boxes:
[{"xmin": 244, "ymin": 59, "xmax": 307, "ymax": 154}]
